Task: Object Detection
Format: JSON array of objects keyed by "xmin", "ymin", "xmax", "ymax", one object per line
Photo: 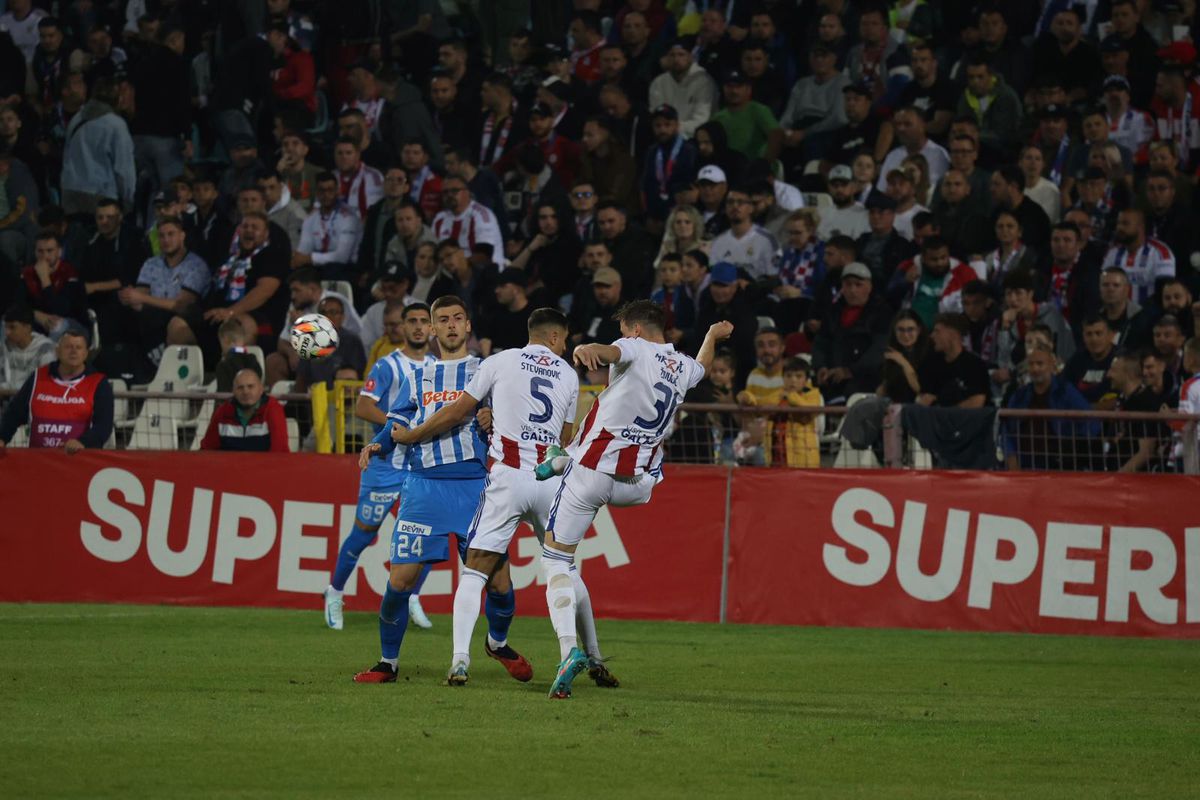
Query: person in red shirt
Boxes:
[
  {"xmin": 569, "ymin": 10, "xmax": 605, "ymax": 84},
  {"xmin": 266, "ymin": 21, "xmax": 316, "ymax": 124},
  {"xmin": 20, "ymin": 231, "xmax": 87, "ymax": 338},
  {"xmin": 201, "ymin": 367, "xmax": 290, "ymax": 451},
  {"xmin": 401, "ymin": 139, "xmax": 443, "ymax": 222}
]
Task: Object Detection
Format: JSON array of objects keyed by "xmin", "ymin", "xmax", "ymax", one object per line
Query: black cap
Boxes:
[
  {"xmin": 864, "ymin": 191, "xmax": 897, "ymax": 211},
  {"xmin": 495, "ymin": 269, "xmax": 528, "ymax": 288},
  {"xmin": 668, "ymin": 35, "xmax": 697, "ymax": 51},
  {"xmin": 229, "ymin": 134, "xmax": 257, "ymax": 150},
  {"xmin": 529, "ymin": 102, "xmax": 553, "ymax": 118},
  {"xmin": 651, "ymin": 104, "xmax": 678, "ymax": 120},
  {"xmin": 842, "ymin": 81, "xmax": 873, "ymax": 98},
  {"xmin": 1099, "ymin": 35, "xmax": 1129, "ymax": 54},
  {"xmin": 377, "ymin": 261, "xmax": 412, "ymax": 284},
  {"xmin": 1083, "ymin": 166, "xmax": 1108, "ymax": 181},
  {"xmin": 810, "ymin": 42, "xmax": 834, "ymax": 57},
  {"xmin": 153, "ymin": 187, "xmax": 181, "ymax": 205},
  {"xmin": 1038, "ymin": 103, "xmax": 1069, "ymax": 120},
  {"xmin": 723, "ymin": 69, "xmax": 750, "ymax": 85}
]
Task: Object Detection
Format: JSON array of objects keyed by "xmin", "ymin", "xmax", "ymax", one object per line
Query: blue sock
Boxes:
[
  {"xmin": 331, "ymin": 526, "xmax": 377, "ymax": 592},
  {"xmin": 379, "ymin": 583, "xmax": 411, "ymax": 660},
  {"xmin": 485, "ymin": 587, "xmax": 516, "ymax": 646},
  {"xmin": 411, "ymin": 562, "xmax": 432, "ymax": 596}
]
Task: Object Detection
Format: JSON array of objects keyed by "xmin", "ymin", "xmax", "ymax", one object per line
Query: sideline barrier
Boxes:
[{"xmin": 2, "ymin": 451, "xmax": 1197, "ymax": 638}]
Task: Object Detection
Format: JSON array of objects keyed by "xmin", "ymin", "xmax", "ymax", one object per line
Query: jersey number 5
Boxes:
[
  {"xmin": 528, "ymin": 377, "xmax": 554, "ymax": 424},
  {"xmin": 633, "ymin": 381, "xmax": 680, "ymax": 435}
]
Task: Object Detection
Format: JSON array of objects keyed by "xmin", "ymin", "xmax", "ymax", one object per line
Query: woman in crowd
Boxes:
[
  {"xmin": 654, "ymin": 205, "xmax": 707, "ymax": 267},
  {"xmin": 1019, "ymin": 146, "xmax": 1061, "ymax": 224},
  {"xmin": 985, "ymin": 211, "xmax": 1038, "ymax": 292},
  {"xmin": 852, "ymin": 153, "xmax": 878, "ymax": 204},
  {"xmin": 901, "ymin": 153, "xmax": 932, "ymax": 207},
  {"xmin": 508, "ymin": 201, "xmax": 582, "ymax": 305},
  {"xmin": 695, "ymin": 121, "xmax": 747, "ymax": 183},
  {"xmin": 878, "ymin": 310, "xmax": 928, "ymax": 403}
]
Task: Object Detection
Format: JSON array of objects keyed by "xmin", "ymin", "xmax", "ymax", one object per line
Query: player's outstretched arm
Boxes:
[
  {"xmin": 393, "ymin": 392, "xmax": 481, "ymax": 445},
  {"xmin": 696, "ymin": 321, "xmax": 735, "ymax": 373},
  {"xmin": 573, "ymin": 343, "xmax": 622, "ymax": 370}
]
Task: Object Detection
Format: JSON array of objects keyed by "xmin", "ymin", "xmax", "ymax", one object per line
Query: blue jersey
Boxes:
[
  {"xmin": 374, "ymin": 355, "xmax": 488, "ymax": 479},
  {"xmin": 360, "ymin": 349, "xmax": 436, "ymax": 487}
]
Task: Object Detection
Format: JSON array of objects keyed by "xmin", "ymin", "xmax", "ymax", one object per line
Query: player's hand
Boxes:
[
  {"xmin": 573, "ymin": 344, "xmax": 605, "ymax": 370},
  {"xmin": 63, "ymin": 439, "xmax": 84, "ymax": 455},
  {"xmin": 475, "ymin": 407, "xmax": 493, "ymax": 433},
  {"xmin": 391, "ymin": 425, "xmax": 415, "ymax": 445},
  {"xmin": 708, "ymin": 321, "xmax": 734, "ymax": 341},
  {"xmin": 359, "ymin": 442, "xmax": 381, "ymax": 470}
]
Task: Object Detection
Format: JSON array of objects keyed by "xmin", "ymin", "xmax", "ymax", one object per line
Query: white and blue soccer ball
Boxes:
[{"xmin": 291, "ymin": 313, "xmax": 339, "ymax": 359}]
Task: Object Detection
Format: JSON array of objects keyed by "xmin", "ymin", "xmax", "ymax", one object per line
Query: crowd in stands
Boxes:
[{"xmin": 1, "ymin": 0, "xmax": 1200, "ymax": 468}]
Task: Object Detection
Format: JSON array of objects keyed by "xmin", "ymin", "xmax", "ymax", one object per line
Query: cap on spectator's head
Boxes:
[
  {"xmin": 229, "ymin": 134, "xmax": 257, "ymax": 151},
  {"xmin": 1158, "ymin": 40, "xmax": 1197, "ymax": 65},
  {"xmin": 266, "ymin": 19, "xmax": 289, "ymax": 36},
  {"xmin": 828, "ymin": 164, "xmax": 854, "ymax": 183},
  {"xmin": 4, "ymin": 305, "xmax": 34, "ymax": 326},
  {"xmin": 1083, "ymin": 166, "xmax": 1108, "ymax": 181},
  {"xmin": 710, "ymin": 262, "xmax": 738, "ymax": 285},
  {"xmin": 540, "ymin": 77, "xmax": 572, "ymax": 102},
  {"xmin": 1103, "ymin": 74, "xmax": 1131, "ymax": 92},
  {"xmin": 668, "ymin": 35, "xmax": 697, "ymax": 52},
  {"xmin": 841, "ymin": 262, "xmax": 872, "ymax": 282},
  {"xmin": 697, "ymin": 164, "xmax": 727, "ymax": 184},
  {"xmin": 529, "ymin": 102, "xmax": 553, "ymax": 118},
  {"xmin": 723, "ymin": 69, "xmax": 750, "ymax": 85},
  {"xmin": 1099, "ymin": 35, "xmax": 1129, "ymax": 54},
  {"xmin": 1038, "ymin": 103, "xmax": 1069, "ymax": 120},
  {"xmin": 810, "ymin": 42, "xmax": 834, "ymax": 57},
  {"xmin": 378, "ymin": 261, "xmax": 412, "ymax": 284},
  {"xmin": 886, "ymin": 168, "xmax": 912, "ymax": 184},
  {"xmin": 865, "ymin": 191, "xmax": 897, "ymax": 211},
  {"xmin": 542, "ymin": 43, "xmax": 568, "ymax": 61},
  {"xmin": 592, "ymin": 266, "xmax": 621, "ymax": 286},
  {"xmin": 843, "ymin": 81, "xmax": 873, "ymax": 98},
  {"xmin": 496, "ymin": 269, "xmax": 528, "ymax": 288},
  {"xmin": 651, "ymin": 104, "xmax": 678, "ymax": 120},
  {"xmin": 153, "ymin": 187, "xmax": 181, "ymax": 205}
]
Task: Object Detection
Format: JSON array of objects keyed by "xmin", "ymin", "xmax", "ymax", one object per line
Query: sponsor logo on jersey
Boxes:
[
  {"xmin": 423, "ymin": 389, "xmax": 464, "ymax": 406},
  {"xmin": 364, "ymin": 378, "xmax": 376, "ymax": 392},
  {"xmin": 396, "ymin": 520, "xmax": 432, "ymax": 536},
  {"xmin": 369, "ymin": 491, "xmax": 400, "ymax": 503}
]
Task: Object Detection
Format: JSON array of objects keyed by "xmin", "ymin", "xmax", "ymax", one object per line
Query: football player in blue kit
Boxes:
[
  {"xmin": 323, "ymin": 301, "xmax": 438, "ymax": 630},
  {"xmin": 352, "ymin": 295, "xmax": 529, "ymax": 683}
]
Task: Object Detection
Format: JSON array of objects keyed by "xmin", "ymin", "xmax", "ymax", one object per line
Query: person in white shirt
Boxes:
[
  {"xmin": 259, "ymin": 170, "xmax": 307, "ymax": 249},
  {"xmin": 333, "ymin": 137, "xmax": 384, "ymax": 219},
  {"xmin": 884, "ymin": 168, "xmax": 929, "ymax": 241},
  {"xmin": 1, "ymin": 306, "xmax": 55, "ymax": 389},
  {"xmin": 1019, "ymin": 145, "xmax": 1062, "ymax": 224},
  {"xmin": 359, "ymin": 261, "xmax": 417, "ymax": 350},
  {"xmin": 647, "ymin": 37, "xmax": 718, "ymax": 138},
  {"xmin": 1101, "ymin": 207, "xmax": 1176, "ymax": 305},
  {"xmin": 431, "ymin": 174, "xmax": 506, "ymax": 265},
  {"xmin": 818, "ymin": 164, "xmax": 870, "ymax": 240},
  {"xmin": 0, "ymin": 0, "xmax": 46, "ymax": 62},
  {"xmin": 294, "ymin": 172, "xmax": 364, "ymax": 279},
  {"xmin": 877, "ymin": 107, "xmax": 950, "ymax": 191},
  {"xmin": 708, "ymin": 185, "xmax": 779, "ymax": 281}
]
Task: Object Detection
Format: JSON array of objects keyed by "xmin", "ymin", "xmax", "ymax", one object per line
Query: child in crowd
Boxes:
[
  {"xmin": 651, "ymin": 253, "xmax": 692, "ymax": 344},
  {"xmin": 214, "ymin": 317, "xmax": 261, "ymax": 392},
  {"xmin": 734, "ymin": 356, "xmax": 824, "ymax": 468}
]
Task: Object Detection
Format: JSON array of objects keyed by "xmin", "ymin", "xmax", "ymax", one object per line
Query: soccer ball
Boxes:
[{"xmin": 291, "ymin": 313, "xmax": 339, "ymax": 359}]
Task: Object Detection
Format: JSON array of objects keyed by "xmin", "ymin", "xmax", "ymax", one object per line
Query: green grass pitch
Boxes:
[{"xmin": 1, "ymin": 604, "xmax": 1196, "ymax": 798}]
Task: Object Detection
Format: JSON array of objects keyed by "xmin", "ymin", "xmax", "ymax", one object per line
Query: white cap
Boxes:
[{"xmin": 697, "ymin": 165, "xmax": 727, "ymax": 184}]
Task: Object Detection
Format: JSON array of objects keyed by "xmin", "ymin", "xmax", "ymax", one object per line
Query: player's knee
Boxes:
[
  {"xmin": 487, "ymin": 571, "xmax": 512, "ymax": 594},
  {"xmin": 387, "ymin": 570, "xmax": 417, "ymax": 593}
]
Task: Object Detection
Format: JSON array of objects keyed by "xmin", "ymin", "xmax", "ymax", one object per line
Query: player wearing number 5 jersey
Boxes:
[
  {"xmin": 392, "ymin": 308, "xmax": 617, "ymax": 688},
  {"xmin": 352, "ymin": 295, "xmax": 498, "ymax": 684},
  {"xmin": 537, "ymin": 300, "xmax": 733, "ymax": 698}
]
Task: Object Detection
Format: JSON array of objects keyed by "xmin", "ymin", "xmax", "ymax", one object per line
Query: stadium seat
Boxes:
[
  {"xmin": 813, "ymin": 193, "xmax": 834, "ymax": 210},
  {"xmin": 286, "ymin": 418, "xmax": 300, "ymax": 451},
  {"xmin": 136, "ymin": 345, "xmax": 205, "ymax": 390},
  {"xmin": 8, "ymin": 425, "xmax": 28, "ymax": 447},
  {"xmin": 831, "ymin": 393, "xmax": 881, "ymax": 469},
  {"xmin": 909, "ymin": 436, "xmax": 933, "ymax": 469},
  {"xmin": 128, "ymin": 412, "xmax": 179, "ymax": 451},
  {"xmin": 756, "ymin": 316, "xmax": 776, "ymax": 331},
  {"xmin": 178, "ymin": 380, "xmax": 217, "ymax": 435},
  {"xmin": 243, "ymin": 346, "xmax": 266, "ymax": 376},
  {"xmin": 321, "ymin": 281, "xmax": 355, "ymax": 305},
  {"xmin": 110, "ymin": 378, "xmax": 137, "ymax": 431}
]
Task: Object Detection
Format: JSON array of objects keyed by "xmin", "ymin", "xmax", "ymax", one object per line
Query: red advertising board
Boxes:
[
  {"xmin": 0, "ymin": 452, "xmax": 726, "ymax": 623},
  {"xmin": 727, "ymin": 469, "xmax": 1200, "ymax": 638}
]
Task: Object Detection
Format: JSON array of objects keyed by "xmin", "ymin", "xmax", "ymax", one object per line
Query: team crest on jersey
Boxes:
[{"xmin": 364, "ymin": 378, "xmax": 376, "ymax": 392}]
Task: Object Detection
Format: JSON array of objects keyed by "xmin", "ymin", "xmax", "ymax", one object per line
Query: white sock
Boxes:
[
  {"xmin": 486, "ymin": 633, "xmax": 506, "ymax": 650},
  {"xmin": 381, "ymin": 657, "xmax": 398, "ymax": 669},
  {"xmin": 571, "ymin": 566, "xmax": 602, "ymax": 661},
  {"xmin": 326, "ymin": 585, "xmax": 343, "ymax": 598},
  {"xmin": 452, "ymin": 568, "xmax": 487, "ymax": 668},
  {"xmin": 542, "ymin": 547, "xmax": 577, "ymax": 660}
]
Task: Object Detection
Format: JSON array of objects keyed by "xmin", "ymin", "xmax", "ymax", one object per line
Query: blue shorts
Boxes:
[
  {"xmin": 355, "ymin": 472, "xmax": 407, "ymax": 529},
  {"xmin": 390, "ymin": 473, "xmax": 486, "ymax": 565}
]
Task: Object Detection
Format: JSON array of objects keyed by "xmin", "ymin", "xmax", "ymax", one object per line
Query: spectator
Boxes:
[
  {"xmin": 20, "ymin": 231, "xmax": 86, "ymax": 337},
  {"xmin": 739, "ymin": 356, "xmax": 824, "ymax": 469},
  {"xmin": 479, "ymin": 269, "xmax": 533, "ymax": 356},
  {"xmin": 961, "ymin": 280, "xmax": 1000, "ymax": 367},
  {"xmin": 1100, "ymin": 207, "xmax": 1175, "ymax": 306},
  {"xmin": 333, "ymin": 137, "xmax": 384, "ymax": 221},
  {"xmin": 0, "ymin": 150, "xmax": 40, "ymax": 271},
  {"xmin": 0, "ymin": 0, "xmax": 46, "ymax": 63},
  {"xmin": 60, "ymin": 76, "xmax": 135, "ymax": 217},
  {"xmin": 0, "ymin": 305, "xmax": 54, "ymax": 389},
  {"xmin": 200, "ymin": 367, "xmax": 289, "ymax": 452},
  {"xmin": 827, "ymin": 83, "xmax": 894, "ymax": 168},
  {"xmin": 712, "ymin": 69, "xmax": 781, "ymax": 162},
  {"xmin": 898, "ymin": 41, "xmax": 954, "ymax": 140},
  {"xmin": 883, "ymin": 168, "xmax": 927, "ymax": 241},
  {"xmin": 276, "ymin": 130, "xmax": 321, "ymax": 211},
  {"xmin": 891, "ymin": 236, "xmax": 976, "ymax": 328},
  {"xmin": 31, "ymin": 17, "xmax": 81, "ymax": 115},
  {"xmin": 1020, "ymin": 146, "xmax": 1062, "ymax": 225},
  {"xmin": 429, "ymin": 239, "xmax": 493, "ymax": 320},
  {"xmin": 190, "ymin": 173, "xmax": 235, "ymax": 269},
  {"xmin": 1097, "ymin": 266, "xmax": 1150, "ymax": 349},
  {"xmin": 213, "ymin": 318, "xmax": 262, "ymax": 393},
  {"xmin": 812, "ymin": 261, "xmax": 890, "ymax": 401},
  {"xmin": 997, "ymin": 269, "xmax": 1076, "ymax": 386},
  {"xmin": 523, "ymin": 102, "xmax": 582, "ymax": 190},
  {"xmin": 568, "ymin": 10, "xmax": 605, "ymax": 85},
  {"xmin": 695, "ymin": 120, "xmax": 748, "ymax": 187},
  {"xmin": 709, "ymin": 184, "xmax": 778, "ymax": 282},
  {"xmin": 477, "ymin": 72, "xmax": 527, "ymax": 170},
  {"xmin": 359, "ymin": 263, "xmax": 415, "ymax": 355},
  {"xmin": 934, "ymin": 168, "xmax": 992, "ymax": 258},
  {"xmin": 695, "ymin": 164, "xmax": 731, "ymax": 237},
  {"xmin": 118, "ymin": 216, "xmax": 210, "ymax": 366},
  {"xmin": 259, "ymin": 170, "xmax": 307, "ymax": 251},
  {"xmin": 129, "ymin": 23, "xmax": 191, "ymax": 203},
  {"xmin": 990, "ymin": 164, "xmax": 1052, "ymax": 253},
  {"xmin": 647, "ymin": 37, "xmax": 718, "ymax": 138},
  {"xmin": 444, "ymin": 148, "xmax": 507, "ymax": 235},
  {"xmin": 295, "ymin": 295, "xmax": 365, "ymax": 391},
  {"xmin": 1156, "ymin": 279, "xmax": 1197, "ymax": 340},
  {"xmin": 407, "ymin": 242, "xmax": 442, "ymax": 304},
  {"xmin": 857, "ymin": 192, "xmax": 916, "ymax": 286},
  {"xmin": 640, "ymin": 105, "xmax": 699, "ymax": 225},
  {"xmin": 294, "ymin": 172, "xmax": 363, "ymax": 280},
  {"xmin": 1044, "ymin": 221, "xmax": 1101, "ymax": 334},
  {"xmin": 1142, "ymin": 171, "xmax": 1197, "ymax": 288},
  {"xmin": 218, "ymin": 138, "xmax": 265, "ymax": 208},
  {"xmin": 430, "ymin": 174, "xmax": 506, "ymax": 266},
  {"xmin": 747, "ymin": 178, "xmax": 790, "ymax": 243},
  {"xmin": 1153, "ymin": 314, "xmax": 1188, "ymax": 389},
  {"xmin": 1102, "ymin": 75, "xmax": 1154, "ymax": 166},
  {"xmin": 937, "ymin": 133, "xmax": 992, "ymax": 219},
  {"xmin": 964, "ymin": 7, "xmax": 1030, "ymax": 98},
  {"xmin": 917, "ymin": 313, "xmax": 990, "ymax": 408},
  {"xmin": 736, "ymin": 327, "xmax": 786, "ymax": 405},
  {"xmin": 596, "ymin": 200, "xmax": 657, "ymax": 299},
  {"xmin": 1032, "ymin": 7, "xmax": 1101, "ymax": 106},
  {"xmin": 383, "ymin": 199, "xmax": 436, "ymax": 272},
  {"xmin": 232, "ymin": 185, "xmax": 294, "ymax": 263},
  {"xmin": 1141, "ymin": 349, "xmax": 1176, "ymax": 409},
  {"xmin": 692, "ymin": 260, "xmax": 759, "ymax": 382},
  {"xmin": 597, "ymin": 83, "xmax": 652, "ymax": 163},
  {"xmin": 426, "ymin": 70, "xmax": 480, "ymax": 155},
  {"xmin": 984, "ymin": 211, "xmax": 1040, "ymax": 292},
  {"xmin": 400, "ymin": 138, "xmax": 442, "ymax": 221},
  {"xmin": 739, "ymin": 38, "xmax": 787, "ymax": 119},
  {"xmin": 877, "ymin": 107, "xmax": 949, "ymax": 192},
  {"xmin": 578, "ymin": 116, "xmax": 638, "ymax": 215},
  {"xmin": 878, "ymin": 310, "xmax": 929, "ymax": 403},
  {"xmin": 506, "ymin": 202, "xmax": 580, "ymax": 306},
  {"xmin": 845, "ymin": 6, "xmax": 910, "ymax": 110},
  {"xmin": 655, "ymin": 205, "xmax": 707, "ymax": 268},
  {"xmin": 818, "ymin": 165, "xmax": 868, "ymax": 240},
  {"xmin": 576, "ymin": 265, "xmax": 623, "ymax": 352},
  {"xmin": 78, "ymin": 198, "xmax": 145, "ymax": 345},
  {"xmin": 1104, "ymin": 350, "xmax": 1165, "ymax": 472},
  {"xmin": 0, "ymin": 325, "xmax": 111, "ymax": 452},
  {"xmin": 1063, "ymin": 315, "xmax": 1117, "ymax": 405},
  {"xmin": 771, "ymin": 209, "xmax": 825, "ymax": 333},
  {"xmin": 1004, "ymin": 343, "xmax": 1096, "ymax": 471},
  {"xmin": 1150, "ymin": 64, "xmax": 1200, "ymax": 173},
  {"xmin": 649, "ymin": 253, "xmax": 691, "ymax": 345}
]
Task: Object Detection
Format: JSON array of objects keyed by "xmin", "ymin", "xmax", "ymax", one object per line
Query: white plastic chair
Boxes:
[
  {"xmin": 756, "ymin": 316, "xmax": 777, "ymax": 331},
  {"xmin": 271, "ymin": 380, "xmax": 295, "ymax": 396},
  {"xmin": 321, "ymin": 281, "xmax": 355, "ymax": 305},
  {"xmin": 128, "ymin": 413, "xmax": 179, "ymax": 450},
  {"xmin": 110, "ymin": 378, "xmax": 137, "ymax": 431},
  {"xmin": 178, "ymin": 380, "xmax": 217, "ymax": 435},
  {"xmin": 286, "ymin": 417, "xmax": 300, "ymax": 451},
  {"xmin": 8, "ymin": 425, "xmax": 28, "ymax": 447},
  {"xmin": 136, "ymin": 345, "xmax": 205, "ymax": 389},
  {"xmin": 243, "ymin": 346, "xmax": 266, "ymax": 376},
  {"xmin": 832, "ymin": 393, "xmax": 882, "ymax": 469},
  {"xmin": 909, "ymin": 436, "xmax": 934, "ymax": 469}
]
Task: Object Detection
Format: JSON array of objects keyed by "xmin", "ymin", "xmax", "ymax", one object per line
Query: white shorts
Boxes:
[
  {"xmin": 546, "ymin": 461, "xmax": 659, "ymax": 546},
  {"xmin": 466, "ymin": 464, "xmax": 561, "ymax": 555}
]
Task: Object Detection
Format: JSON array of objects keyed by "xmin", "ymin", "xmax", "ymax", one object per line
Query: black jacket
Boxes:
[{"xmin": 812, "ymin": 294, "xmax": 892, "ymax": 394}]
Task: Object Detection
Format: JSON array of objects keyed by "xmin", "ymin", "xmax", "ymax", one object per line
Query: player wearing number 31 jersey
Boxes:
[{"xmin": 537, "ymin": 300, "xmax": 733, "ymax": 699}]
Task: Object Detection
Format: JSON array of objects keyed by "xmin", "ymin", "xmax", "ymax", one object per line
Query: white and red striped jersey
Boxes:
[
  {"xmin": 432, "ymin": 201, "xmax": 507, "ymax": 265},
  {"xmin": 1173, "ymin": 374, "xmax": 1200, "ymax": 457},
  {"xmin": 465, "ymin": 344, "xmax": 579, "ymax": 470},
  {"xmin": 1101, "ymin": 238, "xmax": 1176, "ymax": 305},
  {"xmin": 337, "ymin": 163, "xmax": 384, "ymax": 219},
  {"xmin": 1107, "ymin": 108, "xmax": 1155, "ymax": 164},
  {"xmin": 568, "ymin": 337, "xmax": 705, "ymax": 477}
]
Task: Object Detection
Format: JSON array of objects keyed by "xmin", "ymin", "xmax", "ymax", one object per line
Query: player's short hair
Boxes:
[
  {"xmin": 1154, "ymin": 314, "xmax": 1183, "ymax": 333},
  {"xmin": 658, "ymin": 253, "xmax": 683, "ymax": 268},
  {"xmin": 614, "ymin": 299, "xmax": 666, "ymax": 333},
  {"xmin": 431, "ymin": 294, "xmax": 469, "ymax": 318},
  {"xmin": 403, "ymin": 301, "xmax": 431, "ymax": 319},
  {"xmin": 782, "ymin": 356, "xmax": 811, "ymax": 376},
  {"xmin": 528, "ymin": 307, "xmax": 569, "ymax": 334},
  {"xmin": 95, "ymin": 196, "xmax": 121, "ymax": 212}
]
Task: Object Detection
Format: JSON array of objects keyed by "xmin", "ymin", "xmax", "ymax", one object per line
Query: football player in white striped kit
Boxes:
[
  {"xmin": 391, "ymin": 308, "xmax": 618, "ymax": 688},
  {"xmin": 537, "ymin": 300, "xmax": 733, "ymax": 698}
]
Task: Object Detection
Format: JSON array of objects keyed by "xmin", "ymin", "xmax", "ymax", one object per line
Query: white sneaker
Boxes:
[
  {"xmin": 408, "ymin": 594, "xmax": 433, "ymax": 629},
  {"xmin": 323, "ymin": 586, "xmax": 344, "ymax": 630}
]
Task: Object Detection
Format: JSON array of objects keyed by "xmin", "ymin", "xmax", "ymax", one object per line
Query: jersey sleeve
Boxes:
[
  {"xmin": 611, "ymin": 337, "xmax": 642, "ymax": 365},
  {"xmin": 464, "ymin": 355, "xmax": 498, "ymax": 402},
  {"xmin": 384, "ymin": 371, "xmax": 416, "ymax": 426},
  {"xmin": 360, "ymin": 358, "xmax": 392, "ymax": 401},
  {"xmin": 685, "ymin": 356, "xmax": 706, "ymax": 390},
  {"xmin": 564, "ymin": 369, "xmax": 580, "ymax": 421}
]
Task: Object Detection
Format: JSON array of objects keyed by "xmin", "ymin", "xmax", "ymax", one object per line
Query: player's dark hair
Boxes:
[
  {"xmin": 1081, "ymin": 313, "xmax": 1111, "ymax": 330},
  {"xmin": 614, "ymin": 299, "xmax": 666, "ymax": 333},
  {"xmin": 431, "ymin": 294, "xmax": 469, "ymax": 319},
  {"xmin": 528, "ymin": 307, "xmax": 569, "ymax": 333},
  {"xmin": 402, "ymin": 301, "xmax": 430, "ymax": 318}
]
